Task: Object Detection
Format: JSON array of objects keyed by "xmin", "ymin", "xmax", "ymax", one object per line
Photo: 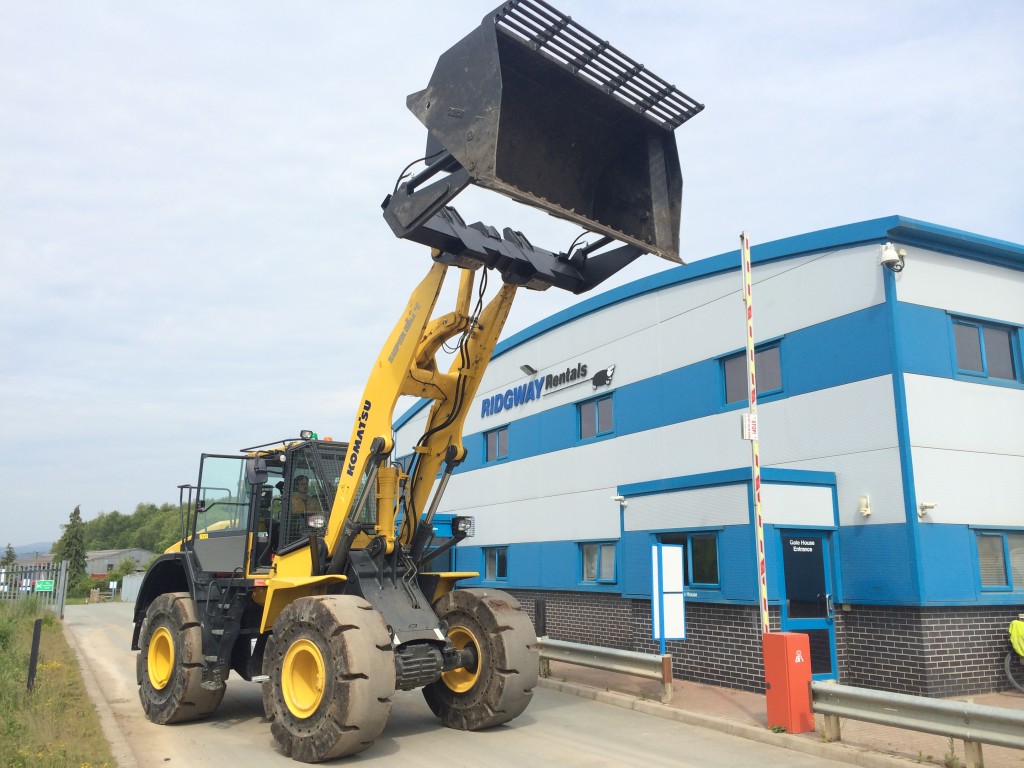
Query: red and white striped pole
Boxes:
[{"xmin": 740, "ymin": 232, "xmax": 769, "ymax": 636}]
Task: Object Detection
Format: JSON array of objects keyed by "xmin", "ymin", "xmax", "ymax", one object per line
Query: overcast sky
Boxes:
[{"xmin": 2, "ymin": 1, "xmax": 1021, "ymax": 549}]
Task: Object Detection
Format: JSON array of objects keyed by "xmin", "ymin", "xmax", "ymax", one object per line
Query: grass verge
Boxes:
[{"xmin": 0, "ymin": 598, "xmax": 115, "ymax": 768}]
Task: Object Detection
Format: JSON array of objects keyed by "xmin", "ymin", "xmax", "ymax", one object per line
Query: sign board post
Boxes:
[{"xmin": 651, "ymin": 544, "xmax": 685, "ymax": 654}]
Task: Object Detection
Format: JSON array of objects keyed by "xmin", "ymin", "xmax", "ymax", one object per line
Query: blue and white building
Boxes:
[{"xmin": 394, "ymin": 216, "xmax": 1024, "ymax": 696}]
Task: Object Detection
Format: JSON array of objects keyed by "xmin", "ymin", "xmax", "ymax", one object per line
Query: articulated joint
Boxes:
[
  {"xmin": 370, "ymin": 436, "xmax": 393, "ymax": 457},
  {"xmin": 444, "ymin": 444, "xmax": 467, "ymax": 467}
]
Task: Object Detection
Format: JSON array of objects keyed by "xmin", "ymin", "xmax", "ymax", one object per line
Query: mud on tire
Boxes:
[
  {"xmin": 136, "ymin": 592, "xmax": 225, "ymax": 724},
  {"xmin": 262, "ymin": 596, "xmax": 395, "ymax": 763},
  {"xmin": 423, "ymin": 588, "xmax": 538, "ymax": 730}
]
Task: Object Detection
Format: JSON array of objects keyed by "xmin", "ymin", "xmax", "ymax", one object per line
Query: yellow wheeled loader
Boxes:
[{"xmin": 131, "ymin": 0, "xmax": 702, "ymax": 761}]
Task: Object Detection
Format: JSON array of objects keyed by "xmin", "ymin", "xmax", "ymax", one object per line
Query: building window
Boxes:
[
  {"xmin": 581, "ymin": 542, "xmax": 616, "ymax": 583},
  {"xmin": 485, "ymin": 426, "xmax": 508, "ymax": 462},
  {"xmin": 484, "ymin": 547, "xmax": 507, "ymax": 580},
  {"xmin": 579, "ymin": 395, "xmax": 614, "ymax": 440},
  {"xmin": 977, "ymin": 532, "xmax": 1024, "ymax": 590},
  {"xmin": 659, "ymin": 532, "xmax": 721, "ymax": 587},
  {"xmin": 722, "ymin": 344, "xmax": 782, "ymax": 404},
  {"xmin": 952, "ymin": 317, "xmax": 1019, "ymax": 382}
]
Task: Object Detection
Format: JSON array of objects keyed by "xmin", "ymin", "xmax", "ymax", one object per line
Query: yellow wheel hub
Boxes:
[
  {"xmin": 282, "ymin": 638, "xmax": 326, "ymax": 719},
  {"xmin": 148, "ymin": 626, "xmax": 174, "ymax": 690},
  {"xmin": 441, "ymin": 625, "xmax": 481, "ymax": 693}
]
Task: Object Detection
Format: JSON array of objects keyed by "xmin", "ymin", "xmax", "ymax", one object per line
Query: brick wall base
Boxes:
[{"xmin": 505, "ymin": 589, "xmax": 1023, "ymax": 697}]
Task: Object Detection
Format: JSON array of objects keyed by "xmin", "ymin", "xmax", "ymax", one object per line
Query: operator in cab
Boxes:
[{"xmin": 290, "ymin": 474, "xmax": 321, "ymax": 515}]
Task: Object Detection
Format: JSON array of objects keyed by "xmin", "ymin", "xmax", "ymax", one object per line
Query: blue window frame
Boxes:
[
  {"xmin": 579, "ymin": 394, "xmax": 614, "ymax": 440},
  {"xmin": 485, "ymin": 426, "xmax": 508, "ymax": 462},
  {"xmin": 722, "ymin": 343, "xmax": 782, "ymax": 405},
  {"xmin": 580, "ymin": 541, "xmax": 616, "ymax": 583},
  {"xmin": 976, "ymin": 531, "xmax": 1024, "ymax": 591},
  {"xmin": 658, "ymin": 532, "xmax": 720, "ymax": 587},
  {"xmin": 951, "ymin": 316, "xmax": 1020, "ymax": 383},
  {"xmin": 484, "ymin": 546, "xmax": 507, "ymax": 581}
]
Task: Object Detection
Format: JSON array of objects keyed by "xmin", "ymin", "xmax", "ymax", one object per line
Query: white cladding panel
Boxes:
[
  {"xmin": 655, "ymin": 246, "xmax": 884, "ymax": 370},
  {"xmin": 770, "ymin": 448, "xmax": 907, "ymax": 526},
  {"xmin": 905, "ymin": 373, "xmax": 1024, "ymax": 527},
  {"xmin": 624, "ymin": 485, "xmax": 749, "ymax": 531},
  {"xmin": 761, "ymin": 483, "xmax": 835, "ymax": 527},
  {"xmin": 757, "ymin": 376, "xmax": 899, "ymax": 464},
  {"xmin": 404, "ymin": 244, "xmax": 887, "ymax": 450},
  {"xmin": 894, "ymin": 247, "xmax": 1024, "ymax": 323},
  {"xmin": 904, "ymin": 374, "xmax": 1024, "ymax": 455},
  {"xmin": 911, "ymin": 448, "xmax": 1023, "ymax": 527},
  {"xmin": 447, "ymin": 486, "xmax": 621, "ymax": 546},
  {"xmin": 437, "ymin": 376, "xmax": 904, "ymax": 539}
]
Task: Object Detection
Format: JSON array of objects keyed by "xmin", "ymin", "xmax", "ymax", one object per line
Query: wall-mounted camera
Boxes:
[{"xmin": 878, "ymin": 242, "xmax": 906, "ymax": 272}]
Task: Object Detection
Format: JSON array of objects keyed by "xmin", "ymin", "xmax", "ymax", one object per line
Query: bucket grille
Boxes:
[{"xmin": 494, "ymin": 0, "xmax": 704, "ymax": 130}]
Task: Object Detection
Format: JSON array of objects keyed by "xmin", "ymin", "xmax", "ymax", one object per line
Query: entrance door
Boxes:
[{"xmin": 779, "ymin": 531, "xmax": 837, "ymax": 680}]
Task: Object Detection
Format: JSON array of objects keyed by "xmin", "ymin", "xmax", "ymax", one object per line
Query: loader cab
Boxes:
[{"xmin": 183, "ymin": 437, "xmax": 349, "ymax": 576}]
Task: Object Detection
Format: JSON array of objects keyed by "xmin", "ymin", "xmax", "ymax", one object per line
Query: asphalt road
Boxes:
[{"xmin": 64, "ymin": 602, "xmax": 850, "ymax": 767}]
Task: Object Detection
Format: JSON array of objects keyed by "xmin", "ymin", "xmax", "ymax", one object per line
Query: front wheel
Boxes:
[
  {"xmin": 136, "ymin": 592, "xmax": 225, "ymax": 724},
  {"xmin": 423, "ymin": 588, "xmax": 538, "ymax": 730},
  {"xmin": 1006, "ymin": 650, "xmax": 1024, "ymax": 694},
  {"xmin": 262, "ymin": 596, "xmax": 395, "ymax": 763}
]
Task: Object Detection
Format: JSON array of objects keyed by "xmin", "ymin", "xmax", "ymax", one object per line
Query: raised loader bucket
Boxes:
[{"xmin": 405, "ymin": 0, "xmax": 703, "ymax": 263}]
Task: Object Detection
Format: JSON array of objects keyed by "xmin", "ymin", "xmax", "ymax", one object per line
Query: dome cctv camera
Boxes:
[{"xmin": 878, "ymin": 243, "xmax": 906, "ymax": 272}]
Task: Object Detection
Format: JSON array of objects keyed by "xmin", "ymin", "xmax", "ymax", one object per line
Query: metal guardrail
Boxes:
[
  {"xmin": 811, "ymin": 681, "xmax": 1024, "ymax": 768},
  {"xmin": 537, "ymin": 637, "xmax": 673, "ymax": 703}
]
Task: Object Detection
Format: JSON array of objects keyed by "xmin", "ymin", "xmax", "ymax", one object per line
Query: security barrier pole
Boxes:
[{"xmin": 740, "ymin": 232, "xmax": 769, "ymax": 636}]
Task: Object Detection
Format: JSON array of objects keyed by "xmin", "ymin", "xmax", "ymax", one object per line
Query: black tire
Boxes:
[
  {"xmin": 423, "ymin": 588, "xmax": 538, "ymax": 730},
  {"xmin": 136, "ymin": 592, "xmax": 225, "ymax": 724},
  {"xmin": 262, "ymin": 596, "xmax": 395, "ymax": 763},
  {"xmin": 1007, "ymin": 650, "xmax": 1024, "ymax": 694}
]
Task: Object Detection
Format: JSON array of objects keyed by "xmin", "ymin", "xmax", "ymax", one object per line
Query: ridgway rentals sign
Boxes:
[{"xmin": 480, "ymin": 363, "xmax": 615, "ymax": 418}]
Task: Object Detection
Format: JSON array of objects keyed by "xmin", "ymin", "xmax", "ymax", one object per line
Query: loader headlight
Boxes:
[
  {"xmin": 453, "ymin": 516, "xmax": 475, "ymax": 537},
  {"xmin": 307, "ymin": 514, "xmax": 326, "ymax": 530}
]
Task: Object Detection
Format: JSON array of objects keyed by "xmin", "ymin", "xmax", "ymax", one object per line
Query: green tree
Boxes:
[
  {"xmin": 54, "ymin": 505, "xmax": 88, "ymax": 581},
  {"xmin": 1, "ymin": 543, "xmax": 16, "ymax": 569}
]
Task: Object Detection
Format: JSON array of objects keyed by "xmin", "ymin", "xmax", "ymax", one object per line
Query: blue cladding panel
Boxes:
[
  {"xmin": 838, "ymin": 525, "xmax": 917, "ymax": 604},
  {"xmin": 621, "ymin": 530, "xmax": 654, "ymax": 597},
  {"xmin": 785, "ymin": 307, "xmax": 892, "ymax": 395},
  {"xmin": 451, "ymin": 526, "xmax": 1017, "ymax": 606},
  {"xmin": 456, "ymin": 305, "xmax": 896, "ymax": 481},
  {"xmin": 917, "ymin": 525, "xmax": 976, "ymax": 603},
  {"xmin": 719, "ymin": 526, "xmax": 759, "ymax": 601},
  {"xmin": 621, "ymin": 525, "xmax": 757, "ymax": 603},
  {"xmin": 896, "ymin": 303, "xmax": 955, "ymax": 378},
  {"xmin": 456, "ymin": 541, "xmax": 607, "ymax": 591}
]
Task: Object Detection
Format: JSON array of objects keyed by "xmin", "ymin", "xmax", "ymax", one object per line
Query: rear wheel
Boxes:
[
  {"xmin": 423, "ymin": 588, "xmax": 538, "ymax": 730},
  {"xmin": 262, "ymin": 596, "xmax": 395, "ymax": 763},
  {"xmin": 1006, "ymin": 650, "xmax": 1024, "ymax": 694},
  {"xmin": 136, "ymin": 592, "xmax": 225, "ymax": 723}
]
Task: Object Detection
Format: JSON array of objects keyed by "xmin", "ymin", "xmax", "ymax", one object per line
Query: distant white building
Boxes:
[
  {"xmin": 86, "ymin": 549, "xmax": 155, "ymax": 576},
  {"xmin": 394, "ymin": 215, "xmax": 1024, "ymax": 697}
]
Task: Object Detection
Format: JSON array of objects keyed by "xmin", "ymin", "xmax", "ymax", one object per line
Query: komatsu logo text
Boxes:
[
  {"xmin": 346, "ymin": 400, "xmax": 372, "ymax": 476},
  {"xmin": 388, "ymin": 303, "xmax": 421, "ymax": 363}
]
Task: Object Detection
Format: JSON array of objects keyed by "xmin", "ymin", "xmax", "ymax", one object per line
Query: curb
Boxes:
[
  {"xmin": 61, "ymin": 619, "xmax": 140, "ymax": 768},
  {"xmin": 538, "ymin": 677, "xmax": 919, "ymax": 768}
]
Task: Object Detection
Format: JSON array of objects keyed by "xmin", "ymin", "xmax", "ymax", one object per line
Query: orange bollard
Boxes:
[{"xmin": 762, "ymin": 631, "xmax": 814, "ymax": 733}]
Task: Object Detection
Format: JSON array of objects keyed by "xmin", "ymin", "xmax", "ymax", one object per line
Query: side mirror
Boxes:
[{"xmin": 246, "ymin": 457, "xmax": 269, "ymax": 486}]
